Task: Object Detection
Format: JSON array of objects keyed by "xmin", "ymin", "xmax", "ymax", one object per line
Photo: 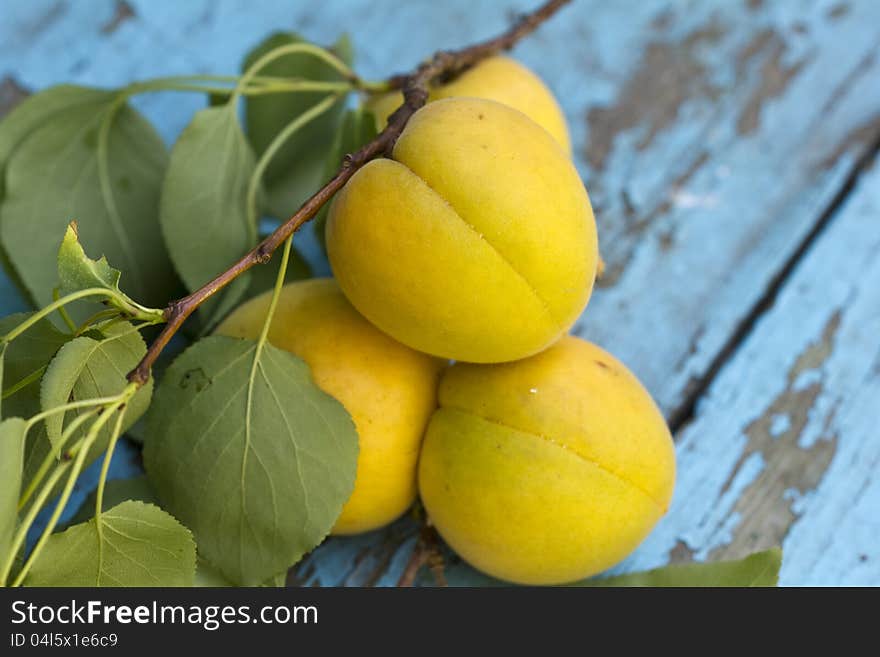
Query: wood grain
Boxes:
[{"xmin": 618, "ymin": 158, "xmax": 880, "ymax": 585}]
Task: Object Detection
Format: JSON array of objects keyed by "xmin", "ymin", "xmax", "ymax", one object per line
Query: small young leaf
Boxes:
[
  {"xmin": 66, "ymin": 475, "xmax": 158, "ymax": 527},
  {"xmin": 56, "ymin": 222, "xmax": 162, "ymax": 321},
  {"xmin": 0, "ymin": 312, "xmax": 71, "ymax": 420},
  {"xmin": 159, "ymin": 107, "xmax": 256, "ymax": 320},
  {"xmin": 25, "ymin": 500, "xmax": 196, "ymax": 587},
  {"xmin": 0, "ymin": 417, "xmax": 27, "ymax": 559},
  {"xmin": 313, "ymin": 107, "xmax": 377, "ymax": 250},
  {"xmin": 57, "ymin": 222, "xmax": 121, "ymax": 295},
  {"xmin": 144, "ymin": 335, "xmax": 358, "ymax": 585},
  {"xmin": 580, "ymin": 549, "xmax": 783, "ymax": 587},
  {"xmin": 40, "ymin": 321, "xmax": 152, "ymax": 450},
  {"xmin": 0, "ymin": 94, "xmax": 178, "ymax": 309},
  {"xmin": 243, "ymin": 33, "xmax": 351, "ymax": 219}
]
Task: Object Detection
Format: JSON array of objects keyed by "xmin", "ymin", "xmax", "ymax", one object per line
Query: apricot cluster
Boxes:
[{"xmin": 220, "ymin": 56, "xmax": 675, "ymax": 585}]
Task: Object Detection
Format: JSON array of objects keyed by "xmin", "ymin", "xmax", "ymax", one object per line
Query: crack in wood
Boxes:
[
  {"xmin": 597, "ymin": 150, "xmax": 711, "ymax": 288},
  {"xmin": 668, "ymin": 129, "xmax": 880, "ymax": 433},
  {"xmin": 817, "ymin": 113, "xmax": 880, "ymax": 171},
  {"xmin": 827, "ymin": 3, "xmax": 851, "ymax": 21},
  {"xmin": 101, "ymin": 0, "xmax": 135, "ymax": 35},
  {"xmin": 667, "ymin": 539, "xmax": 697, "ymax": 564}
]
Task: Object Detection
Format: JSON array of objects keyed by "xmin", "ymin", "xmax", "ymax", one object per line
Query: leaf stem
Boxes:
[
  {"xmin": 2, "ymin": 402, "xmax": 104, "ymax": 584},
  {"xmin": 245, "ymin": 93, "xmax": 342, "ymax": 240},
  {"xmin": 230, "ymin": 42, "xmax": 356, "ymax": 108},
  {"xmin": 127, "ymin": 0, "xmax": 571, "ymax": 385},
  {"xmin": 96, "ymin": 98, "xmax": 143, "ymax": 296},
  {"xmin": 241, "ymin": 237, "xmax": 293, "ymax": 517},
  {"xmin": 259, "ymin": 237, "xmax": 294, "ymax": 348},
  {"xmin": 11, "ymin": 387, "xmax": 135, "ymax": 587},
  {"xmin": 23, "ymin": 392, "xmax": 127, "ymax": 435},
  {"xmin": 121, "ymin": 73, "xmax": 358, "ymax": 98},
  {"xmin": 2, "ymin": 366, "xmax": 47, "ymax": 401},
  {"xmin": 245, "ymin": 236, "xmax": 293, "ymax": 424},
  {"xmin": 0, "ymin": 458, "xmax": 70, "ymax": 586},
  {"xmin": 94, "ymin": 406, "xmax": 128, "ymax": 576},
  {"xmin": 18, "ymin": 408, "xmax": 104, "ymax": 511},
  {"xmin": 74, "ymin": 308, "xmax": 120, "ymax": 337},
  {"xmin": 1, "ymin": 288, "xmax": 115, "ymax": 345},
  {"xmin": 52, "ymin": 288, "xmax": 77, "ymax": 332}
]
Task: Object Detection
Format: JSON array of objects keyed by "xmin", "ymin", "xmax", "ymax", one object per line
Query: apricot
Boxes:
[
  {"xmin": 367, "ymin": 56, "xmax": 571, "ymax": 152},
  {"xmin": 327, "ymin": 98, "xmax": 597, "ymax": 363},
  {"xmin": 418, "ymin": 336, "xmax": 676, "ymax": 585},
  {"xmin": 216, "ymin": 278, "xmax": 441, "ymax": 535}
]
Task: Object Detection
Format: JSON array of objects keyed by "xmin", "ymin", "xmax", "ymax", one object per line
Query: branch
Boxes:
[
  {"xmin": 397, "ymin": 524, "xmax": 447, "ymax": 587},
  {"xmin": 128, "ymin": 0, "xmax": 571, "ymax": 385}
]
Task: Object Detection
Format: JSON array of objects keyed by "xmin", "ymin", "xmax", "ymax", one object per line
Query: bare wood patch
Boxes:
[
  {"xmin": 668, "ymin": 539, "xmax": 696, "ymax": 564},
  {"xmin": 101, "ymin": 0, "xmax": 135, "ymax": 35},
  {"xmin": 0, "ymin": 76, "xmax": 29, "ymax": 118},
  {"xmin": 710, "ymin": 311, "xmax": 842, "ymax": 560},
  {"xmin": 817, "ymin": 113, "xmax": 880, "ymax": 171},
  {"xmin": 826, "ymin": 3, "xmax": 851, "ymax": 21},
  {"xmin": 585, "ymin": 21, "xmax": 724, "ymax": 171},
  {"xmin": 736, "ymin": 30, "xmax": 808, "ymax": 135}
]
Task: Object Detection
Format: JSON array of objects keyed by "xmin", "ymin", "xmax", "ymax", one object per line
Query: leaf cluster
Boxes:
[{"xmin": 0, "ymin": 27, "xmax": 783, "ymax": 589}]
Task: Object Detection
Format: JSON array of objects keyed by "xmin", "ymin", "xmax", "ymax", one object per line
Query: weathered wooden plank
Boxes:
[
  {"xmin": 6, "ymin": 0, "xmax": 878, "ymax": 414},
  {"xmin": 2, "ymin": 0, "xmax": 879, "ymax": 585},
  {"xmin": 611, "ymin": 157, "xmax": 880, "ymax": 585}
]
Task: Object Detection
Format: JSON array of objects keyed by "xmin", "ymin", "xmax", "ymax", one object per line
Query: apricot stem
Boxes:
[{"xmin": 127, "ymin": 0, "xmax": 572, "ymax": 386}]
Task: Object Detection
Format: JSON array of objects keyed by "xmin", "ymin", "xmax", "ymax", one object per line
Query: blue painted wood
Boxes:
[
  {"xmin": 1, "ymin": 0, "xmax": 879, "ymax": 585},
  {"xmin": 616, "ymin": 159, "xmax": 880, "ymax": 585}
]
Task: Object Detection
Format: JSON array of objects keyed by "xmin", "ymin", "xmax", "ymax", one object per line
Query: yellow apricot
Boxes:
[
  {"xmin": 367, "ymin": 56, "xmax": 571, "ymax": 152},
  {"xmin": 327, "ymin": 98, "xmax": 597, "ymax": 363},
  {"xmin": 216, "ymin": 278, "xmax": 442, "ymax": 535},
  {"xmin": 418, "ymin": 336, "xmax": 676, "ymax": 585}
]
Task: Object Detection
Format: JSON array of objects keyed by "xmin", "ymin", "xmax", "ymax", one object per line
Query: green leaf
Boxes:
[
  {"xmin": 159, "ymin": 107, "xmax": 256, "ymax": 321},
  {"xmin": 194, "ymin": 557, "xmax": 288, "ymax": 587},
  {"xmin": 580, "ymin": 549, "xmax": 783, "ymax": 587},
  {"xmin": 57, "ymin": 222, "xmax": 121, "ymax": 295},
  {"xmin": 144, "ymin": 335, "xmax": 358, "ymax": 585},
  {"xmin": 0, "ymin": 312, "xmax": 71, "ymax": 420},
  {"xmin": 313, "ymin": 107, "xmax": 377, "ymax": 250},
  {"xmin": 40, "ymin": 321, "xmax": 152, "ymax": 451},
  {"xmin": 0, "ymin": 314, "xmax": 73, "ymax": 512},
  {"xmin": 0, "ymin": 417, "xmax": 27, "ymax": 560},
  {"xmin": 0, "ymin": 85, "xmax": 111, "ymax": 303},
  {"xmin": 0, "ymin": 93, "xmax": 179, "ymax": 310},
  {"xmin": 66, "ymin": 475, "xmax": 158, "ymax": 527},
  {"xmin": 194, "ymin": 556, "xmax": 235, "ymax": 587},
  {"xmin": 25, "ymin": 500, "xmax": 196, "ymax": 587},
  {"xmin": 56, "ymin": 222, "xmax": 161, "ymax": 321},
  {"xmin": 243, "ymin": 32, "xmax": 351, "ymax": 219},
  {"xmin": 0, "ymin": 85, "xmax": 110, "ymax": 202},
  {"xmin": 441, "ymin": 549, "xmax": 783, "ymax": 587}
]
